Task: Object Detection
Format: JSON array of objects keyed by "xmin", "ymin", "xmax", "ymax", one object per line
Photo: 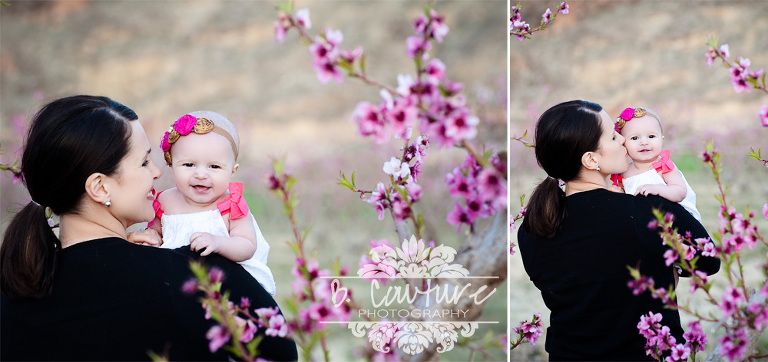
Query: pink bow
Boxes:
[
  {"xmin": 653, "ymin": 150, "xmax": 675, "ymax": 174},
  {"xmin": 610, "ymin": 173, "xmax": 623, "ymax": 187},
  {"xmin": 147, "ymin": 189, "xmax": 164, "ymax": 228},
  {"xmin": 217, "ymin": 182, "xmax": 249, "ymax": 220}
]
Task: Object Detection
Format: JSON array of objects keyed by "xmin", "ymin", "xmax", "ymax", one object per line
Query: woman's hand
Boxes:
[{"xmin": 127, "ymin": 228, "xmax": 163, "ymax": 247}]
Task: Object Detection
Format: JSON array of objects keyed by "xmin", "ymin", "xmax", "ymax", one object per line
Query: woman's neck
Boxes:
[
  {"xmin": 564, "ymin": 172, "xmax": 607, "ymax": 196},
  {"xmin": 58, "ymin": 210, "xmax": 127, "ymax": 248}
]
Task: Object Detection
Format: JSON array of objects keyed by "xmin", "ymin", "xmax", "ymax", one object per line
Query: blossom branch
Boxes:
[{"xmin": 510, "ymin": 1, "xmax": 571, "ymax": 41}]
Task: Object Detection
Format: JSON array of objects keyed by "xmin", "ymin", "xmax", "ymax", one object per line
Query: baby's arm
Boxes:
[
  {"xmin": 634, "ymin": 168, "xmax": 687, "ymax": 202},
  {"xmin": 190, "ymin": 212, "xmax": 258, "ymax": 261}
]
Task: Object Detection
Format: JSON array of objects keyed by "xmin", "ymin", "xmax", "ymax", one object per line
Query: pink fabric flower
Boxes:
[
  {"xmin": 174, "ymin": 114, "xmax": 197, "ymax": 135},
  {"xmin": 620, "ymin": 107, "xmax": 635, "ymax": 121},
  {"xmin": 160, "ymin": 131, "xmax": 171, "ymax": 152}
]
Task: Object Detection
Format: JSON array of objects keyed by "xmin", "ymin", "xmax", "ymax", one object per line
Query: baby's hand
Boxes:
[
  {"xmin": 634, "ymin": 184, "xmax": 663, "ymax": 197},
  {"xmin": 190, "ymin": 232, "xmax": 222, "ymax": 256},
  {"xmin": 127, "ymin": 228, "xmax": 163, "ymax": 247}
]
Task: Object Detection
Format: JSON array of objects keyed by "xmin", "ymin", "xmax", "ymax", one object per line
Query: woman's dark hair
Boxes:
[
  {"xmin": 521, "ymin": 100, "xmax": 603, "ymax": 238},
  {"xmin": 1, "ymin": 95, "xmax": 137, "ymax": 299}
]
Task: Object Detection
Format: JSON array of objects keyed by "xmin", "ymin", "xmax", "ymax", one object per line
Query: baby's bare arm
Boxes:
[
  {"xmin": 658, "ymin": 167, "xmax": 687, "ymax": 202},
  {"xmin": 189, "ymin": 213, "xmax": 258, "ymax": 261}
]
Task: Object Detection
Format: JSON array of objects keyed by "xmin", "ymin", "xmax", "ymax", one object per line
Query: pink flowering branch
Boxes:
[
  {"xmin": 510, "ymin": 1, "xmax": 571, "ymax": 41},
  {"xmin": 706, "ymin": 38, "xmax": 768, "ymax": 127},
  {"xmin": 628, "ymin": 142, "xmax": 768, "ymax": 361},
  {"xmin": 509, "ymin": 313, "xmax": 543, "ymax": 352},
  {"xmin": 265, "ymin": 158, "xmax": 361, "ymax": 361},
  {"xmin": 276, "ymin": 2, "xmax": 507, "ymax": 237}
]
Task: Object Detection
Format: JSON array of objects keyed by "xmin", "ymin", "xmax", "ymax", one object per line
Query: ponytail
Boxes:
[
  {"xmin": 1, "ymin": 202, "xmax": 61, "ymax": 299},
  {"xmin": 0, "ymin": 95, "xmax": 136, "ymax": 299},
  {"xmin": 521, "ymin": 177, "xmax": 567, "ymax": 238},
  {"xmin": 520, "ymin": 100, "xmax": 603, "ymax": 238}
]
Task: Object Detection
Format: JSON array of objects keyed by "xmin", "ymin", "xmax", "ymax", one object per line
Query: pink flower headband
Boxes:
[
  {"xmin": 614, "ymin": 106, "xmax": 660, "ymax": 132},
  {"xmin": 161, "ymin": 114, "xmax": 239, "ymax": 166}
]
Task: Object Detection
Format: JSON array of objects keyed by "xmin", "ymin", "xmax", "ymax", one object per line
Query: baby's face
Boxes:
[
  {"xmin": 169, "ymin": 132, "xmax": 237, "ymax": 207},
  {"xmin": 620, "ymin": 115, "xmax": 664, "ymax": 164}
]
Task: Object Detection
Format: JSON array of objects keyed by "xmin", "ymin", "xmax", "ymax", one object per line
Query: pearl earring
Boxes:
[
  {"xmin": 105, "ymin": 201, "xmax": 111, "ymax": 208},
  {"xmin": 596, "ymin": 165, "xmax": 601, "ymax": 172}
]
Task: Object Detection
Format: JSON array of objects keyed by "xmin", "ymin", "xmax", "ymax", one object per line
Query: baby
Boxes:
[
  {"xmin": 148, "ymin": 111, "xmax": 276, "ymax": 296},
  {"xmin": 612, "ymin": 106, "xmax": 701, "ymax": 221}
]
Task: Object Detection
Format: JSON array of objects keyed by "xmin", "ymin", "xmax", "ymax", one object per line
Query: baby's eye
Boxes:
[
  {"xmin": 631, "ymin": 136, "xmax": 638, "ymax": 141},
  {"xmin": 210, "ymin": 165, "xmax": 222, "ymax": 169},
  {"xmin": 182, "ymin": 162, "xmax": 194, "ymax": 167},
  {"xmin": 142, "ymin": 160, "xmax": 149, "ymax": 167},
  {"xmin": 649, "ymin": 135, "xmax": 656, "ymax": 139}
]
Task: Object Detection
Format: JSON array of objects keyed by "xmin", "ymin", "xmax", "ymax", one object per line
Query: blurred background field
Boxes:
[
  {"xmin": 0, "ymin": 1, "xmax": 507, "ymax": 360},
  {"xmin": 510, "ymin": 1, "xmax": 768, "ymax": 360}
]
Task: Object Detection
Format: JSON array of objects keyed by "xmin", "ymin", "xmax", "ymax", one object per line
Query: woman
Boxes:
[
  {"xmin": 517, "ymin": 100, "xmax": 720, "ymax": 360},
  {"xmin": 0, "ymin": 95, "xmax": 297, "ymax": 361}
]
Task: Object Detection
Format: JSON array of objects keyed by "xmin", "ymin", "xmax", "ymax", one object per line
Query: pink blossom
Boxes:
[
  {"xmin": 205, "ymin": 325, "xmax": 230, "ymax": 353},
  {"xmin": 367, "ymin": 182, "xmax": 388, "ymax": 221},
  {"xmin": 542, "ymin": 8, "xmax": 553, "ymax": 24},
  {"xmin": 406, "ymin": 36, "xmax": 431, "ymax": 60},
  {"xmin": 425, "ymin": 59, "xmax": 446, "ymax": 83},
  {"xmin": 308, "ymin": 301, "xmax": 331, "ymax": 328},
  {"xmin": 312, "ymin": 58, "xmax": 344, "ymax": 84},
  {"xmin": 274, "ymin": 24, "xmax": 287, "ymax": 43},
  {"xmin": 266, "ymin": 314, "xmax": 289, "ymax": 337},
  {"xmin": 720, "ymin": 44, "xmax": 730, "ymax": 58},
  {"xmin": 414, "ymin": 9, "xmax": 449, "ymax": 43},
  {"xmin": 719, "ymin": 327, "xmax": 748, "ymax": 361},
  {"xmin": 689, "ymin": 270, "xmax": 708, "ymax": 294},
  {"xmin": 513, "ymin": 313, "xmax": 543, "ymax": 345},
  {"xmin": 309, "ymin": 39, "xmax": 334, "ymax": 61},
  {"xmin": 295, "ymin": 8, "xmax": 311, "ymax": 29},
  {"xmin": 353, "ymin": 101, "xmax": 388, "ymax": 143},
  {"xmin": 382, "ymin": 157, "xmax": 411, "ymax": 180},
  {"xmin": 720, "ymin": 286, "xmax": 744, "ymax": 316},
  {"xmin": 445, "ymin": 168, "xmax": 473, "ymax": 198},
  {"xmin": 386, "ymin": 99, "xmax": 418, "ymax": 138},
  {"xmin": 208, "ymin": 267, "xmax": 225, "ymax": 284},
  {"xmin": 339, "ymin": 46, "xmax": 363, "ymax": 65},
  {"xmin": 182, "ymin": 279, "xmax": 198, "ymax": 294},
  {"xmin": 239, "ymin": 319, "xmax": 258, "ymax": 343},
  {"xmin": 173, "ymin": 114, "xmax": 197, "ymax": 135},
  {"xmin": 446, "ymin": 202, "xmax": 473, "ymax": 232},
  {"xmin": 628, "ymin": 276, "xmax": 653, "ymax": 296},
  {"xmin": 637, "ymin": 312, "xmax": 663, "ymax": 339},
  {"xmin": 666, "ymin": 344, "xmax": 690, "ymax": 361},
  {"xmin": 558, "ymin": 1, "xmax": 569, "ymax": 14},
  {"xmin": 390, "ymin": 193, "xmax": 412, "ymax": 222},
  {"xmin": 404, "ymin": 181, "xmax": 423, "ymax": 202},
  {"xmin": 683, "ymin": 321, "xmax": 708, "ymax": 352},
  {"xmin": 444, "ymin": 110, "xmax": 478, "ymax": 141},
  {"xmin": 758, "ymin": 105, "xmax": 768, "ymax": 127},
  {"xmin": 324, "ymin": 28, "xmax": 343, "ymax": 47},
  {"xmin": 476, "ymin": 168, "xmax": 507, "ymax": 210},
  {"xmin": 663, "ymin": 248, "xmax": 678, "ymax": 267}
]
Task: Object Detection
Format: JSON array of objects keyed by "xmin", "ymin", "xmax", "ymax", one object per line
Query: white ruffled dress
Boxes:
[
  {"xmin": 156, "ymin": 185, "xmax": 276, "ymax": 296},
  {"xmin": 623, "ymin": 168, "xmax": 701, "ymax": 222}
]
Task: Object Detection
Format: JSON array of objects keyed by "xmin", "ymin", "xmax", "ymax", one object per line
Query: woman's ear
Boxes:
[
  {"xmin": 581, "ymin": 152, "xmax": 599, "ymax": 171},
  {"xmin": 232, "ymin": 163, "xmax": 239, "ymax": 176},
  {"xmin": 84, "ymin": 173, "xmax": 110, "ymax": 204}
]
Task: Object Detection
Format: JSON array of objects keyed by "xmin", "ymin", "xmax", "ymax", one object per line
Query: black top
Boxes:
[
  {"xmin": 1, "ymin": 237, "xmax": 297, "ymax": 361},
  {"xmin": 517, "ymin": 189, "xmax": 720, "ymax": 361}
]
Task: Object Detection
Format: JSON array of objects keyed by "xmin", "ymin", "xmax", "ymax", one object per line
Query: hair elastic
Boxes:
[{"xmin": 30, "ymin": 200, "xmax": 42, "ymax": 207}]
